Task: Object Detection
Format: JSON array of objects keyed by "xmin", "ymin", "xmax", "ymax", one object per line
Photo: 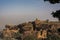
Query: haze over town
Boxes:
[{"xmin": 0, "ymin": 0, "xmax": 60, "ymax": 30}]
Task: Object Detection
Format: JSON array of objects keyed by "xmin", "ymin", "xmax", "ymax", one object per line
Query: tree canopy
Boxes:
[
  {"xmin": 44, "ymin": 0, "xmax": 60, "ymax": 4},
  {"xmin": 51, "ymin": 10, "xmax": 60, "ymax": 21},
  {"xmin": 44, "ymin": 0, "xmax": 60, "ymax": 21}
]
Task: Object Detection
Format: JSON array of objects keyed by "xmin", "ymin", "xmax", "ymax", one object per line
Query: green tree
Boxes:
[
  {"xmin": 13, "ymin": 32, "xmax": 22, "ymax": 40},
  {"xmin": 23, "ymin": 35, "xmax": 37, "ymax": 40},
  {"xmin": 44, "ymin": 0, "xmax": 60, "ymax": 40},
  {"xmin": 44, "ymin": 0, "xmax": 60, "ymax": 4},
  {"xmin": 51, "ymin": 10, "xmax": 60, "ymax": 22},
  {"xmin": 47, "ymin": 33, "xmax": 60, "ymax": 40},
  {"xmin": 44, "ymin": 0, "xmax": 60, "ymax": 22}
]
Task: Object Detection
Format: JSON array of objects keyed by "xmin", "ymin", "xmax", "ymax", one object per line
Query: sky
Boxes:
[{"xmin": 0, "ymin": 0, "xmax": 60, "ymax": 30}]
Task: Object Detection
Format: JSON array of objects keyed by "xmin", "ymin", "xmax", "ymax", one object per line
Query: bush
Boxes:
[
  {"xmin": 23, "ymin": 35, "xmax": 37, "ymax": 40},
  {"xmin": 47, "ymin": 33, "xmax": 60, "ymax": 40}
]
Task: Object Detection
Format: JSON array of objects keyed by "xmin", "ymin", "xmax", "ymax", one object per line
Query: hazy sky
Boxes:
[{"xmin": 0, "ymin": 0, "xmax": 60, "ymax": 29}]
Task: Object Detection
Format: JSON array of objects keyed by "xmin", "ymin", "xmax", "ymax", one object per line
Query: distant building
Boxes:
[{"xmin": 35, "ymin": 18, "xmax": 41, "ymax": 25}]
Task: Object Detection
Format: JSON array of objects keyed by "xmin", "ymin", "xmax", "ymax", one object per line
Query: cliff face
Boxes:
[
  {"xmin": 1, "ymin": 19, "xmax": 60, "ymax": 40},
  {"xmin": 3, "ymin": 28, "xmax": 19, "ymax": 38}
]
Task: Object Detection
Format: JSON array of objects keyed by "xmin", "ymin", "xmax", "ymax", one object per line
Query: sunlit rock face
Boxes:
[
  {"xmin": 23, "ymin": 22, "xmax": 33, "ymax": 31},
  {"xmin": 36, "ymin": 29, "xmax": 47, "ymax": 39},
  {"xmin": 2, "ymin": 24, "xmax": 19, "ymax": 39},
  {"xmin": 23, "ymin": 22, "xmax": 33, "ymax": 36},
  {"xmin": 3, "ymin": 29, "xmax": 12, "ymax": 38}
]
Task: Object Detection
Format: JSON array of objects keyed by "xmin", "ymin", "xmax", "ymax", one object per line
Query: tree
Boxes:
[
  {"xmin": 17, "ymin": 24, "xmax": 24, "ymax": 33},
  {"xmin": 57, "ymin": 28, "xmax": 60, "ymax": 32},
  {"xmin": 32, "ymin": 21, "xmax": 36, "ymax": 31},
  {"xmin": 0, "ymin": 32, "xmax": 3, "ymax": 39},
  {"xmin": 44, "ymin": 0, "xmax": 60, "ymax": 4},
  {"xmin": 47, "ymin": 33, "xmax": 60, "ymax": 40},
  {"xmin": 14, "ymin": 32, "xmax": 23, "ymax": 40},
  {"xmin": 23, "ymin": 35, "xmax": 37, "ymax": 40},
  {"xmin": 44, "ymin": 0, "xmax": 60, "ymax": 21},
  {"xmin": 51, "ymin": 10, "xmax": 60, "ymax": 21},
  {"xmin": 44, "ymin": 0, "xmax": 60, "ymax": 40}
]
